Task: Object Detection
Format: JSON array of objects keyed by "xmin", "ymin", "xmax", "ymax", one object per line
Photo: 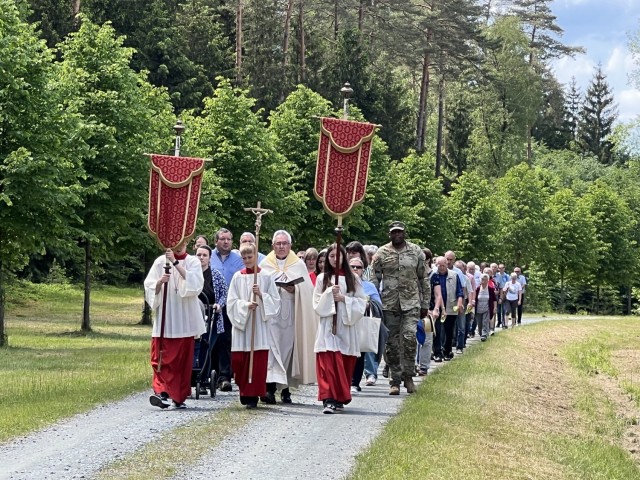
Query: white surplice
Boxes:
[{"xmin": 144, "ymin": 254, "xmax": 206, "ymax": 339}]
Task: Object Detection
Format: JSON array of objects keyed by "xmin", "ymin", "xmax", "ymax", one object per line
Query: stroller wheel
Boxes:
[
  {"xmin": 210, "ymin": 370, "xmax": 217, "ymax": 398},
  {"xmin": 195, "ymin": 382, "xmax": 201, "ymax": 399}
]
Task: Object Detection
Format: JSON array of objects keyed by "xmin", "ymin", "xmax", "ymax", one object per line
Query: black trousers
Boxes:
[
  {"xmin": 434, "ymin": 314, "xmax": 457, "ymax": 357},
  {"xmin": 351, "ymin": 355, "xmax": 365, "ymax": 387},
  {"xmin": 211, "ymin": 307, "xmax": 232, "ymax": 383}
]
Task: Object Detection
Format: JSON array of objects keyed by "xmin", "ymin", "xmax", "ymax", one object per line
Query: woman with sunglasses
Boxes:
[
  {"xmin": 313, "ymin": 244, "xmax": 367, "ymax": 414},
  {"xmin": 349, "ymin": 256, "xmax": 384, "ymax": 389}
]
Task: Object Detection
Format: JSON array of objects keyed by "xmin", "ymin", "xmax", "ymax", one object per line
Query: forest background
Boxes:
[{"xmin": 2, "ymin": 0, "xmax": 640, "ymax": 346}]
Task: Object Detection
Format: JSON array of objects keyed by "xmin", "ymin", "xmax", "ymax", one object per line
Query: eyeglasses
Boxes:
[
  {"xmin": 274, "ymin": 242, "xmax": 290, "ymax": 247},
  {"xmin": 351, "ymin": 265, "xmax": 363, "ymax": 270}
]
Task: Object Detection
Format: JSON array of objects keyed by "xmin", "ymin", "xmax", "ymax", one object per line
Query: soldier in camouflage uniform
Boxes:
[{"xmin": 370, "ymin": 221, "xmax": 430, "ymax": 395}]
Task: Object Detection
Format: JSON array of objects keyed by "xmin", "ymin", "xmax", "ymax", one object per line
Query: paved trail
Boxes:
[{"xmin": 0, "ymin": 317, "xmax": 548, "ymax": 480}]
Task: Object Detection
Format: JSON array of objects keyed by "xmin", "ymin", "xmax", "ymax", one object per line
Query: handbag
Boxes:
[{"xmin": 356, "ymin": 314, "xmax": 381, "ymax": 353}]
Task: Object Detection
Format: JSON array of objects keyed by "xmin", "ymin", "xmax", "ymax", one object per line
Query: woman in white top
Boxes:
[
  {"xmin": 313, "ymin": 244, "xmax": 367, "ymax": 414},
  {"xmin": 502, "ymin": 272, "xmax": 522, "ymax": 328}
]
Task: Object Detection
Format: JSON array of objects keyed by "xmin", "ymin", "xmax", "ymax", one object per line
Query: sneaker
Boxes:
[
  {"xmin": 456, "ymin": 348, "xmax": 463, "ymax": 354},
  {"xmin": 389, "ymin": 385, "xmax": 400, "ymax": 395},
  {"xmin": 198, "ymin": 386, "xmax": 208, "ymax": 395},
  {"xmin": 417, "ymin": 369, "xmax": 428, "ymax": 376},
  {"xmin": 260, "ymin": 392, "xmax": 276, "ymax": 404},
  {"xmin": 246, "ymin": 402, "xmax": 258, "ymax": 409},
  {"xmin": 149, "ymin": 393, "xmax": 170, "ymax": 409},
  {"xmin": 335, "ymin": 403, "xmax": 344, "ymax": 411},
  {"xmin": 404, "ymin": 378, "xmax": 416, "ymax": 394},
  {"xmin": 433, "ymin": 355, "xmax": 443, "ymax": 363},
  {"xmin": 444, "ymin": 353, "xmax": 454, "ymax": 361},
  {"xmin": 219, "ymin": 380, "xmax": 232, "ymax": 392},
  {"xmin": 481, "ymin": 335, "xmax": 487, "ymax": 342},
  {"xmin": 365, "ymin": 375, "xmax": 377, "ymax": 386},
  {"xmin": 382, "ymin": 364, "xmax": 389, "ymax": 378},
  {"xmin": 323, "ymin": 403, "xmax": 336, "ymax": 414},
  {"xmin": 350, "ymin": 386, "xmax": 359, "ymax": 394},
  {"xmin": 172, "ymin": 401, "xmax": 187, "ymax": 409}
]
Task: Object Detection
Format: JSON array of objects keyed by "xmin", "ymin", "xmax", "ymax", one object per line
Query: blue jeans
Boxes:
[
  {"xmin": 497, "ymin": 301, "xmax": 506, "ymax": 326},
  {"xmin": 364, "ymin": 352, "xmax": 378, "ymax": 379}
]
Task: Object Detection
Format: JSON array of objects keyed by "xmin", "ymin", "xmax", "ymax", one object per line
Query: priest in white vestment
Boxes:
[{"xmin": 259, "ymin": 230, "xmax": 317, "ymax": 403}]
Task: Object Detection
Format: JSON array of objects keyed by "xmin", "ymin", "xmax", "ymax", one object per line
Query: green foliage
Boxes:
[
  {"xmin": 495, "ymin": 163, "xmax": 553, "ymax": 267},
  {"xmin": 391, "ymin": 152, "xmax": 451, "ymax": 253},
  {"xmin": 187, "ymin": 78, "xmax": 306, "ymax": 242},
  {"xmin": 582, "ymin": 181, "xmax": 637, "ymax": 288},
  {"xmin": 446, "ymin": 171, "xmax": 500, "ymax": 261}
]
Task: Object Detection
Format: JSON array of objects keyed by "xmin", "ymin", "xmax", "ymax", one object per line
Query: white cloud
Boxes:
[
  {"xmin": 605, "ymin": 46, "xmax": 634, "ymax": 74},
  {"xmin": 552, "ymin": 54, "xmax": 596, "ymax": 90},
  {"xmin": 618, "ymin": 88, "xmax": 640, "ymax": 123}
]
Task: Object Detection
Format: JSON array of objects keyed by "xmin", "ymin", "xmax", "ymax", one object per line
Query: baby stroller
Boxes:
[{"xmin": 192, "ymin": 297, "xmax": 219, "ymax": 399}]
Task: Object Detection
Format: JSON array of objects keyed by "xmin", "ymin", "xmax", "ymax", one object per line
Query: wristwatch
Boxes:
[{"xmin": 172, "ymin": 260, "xmax": 179, "ymax": 266}]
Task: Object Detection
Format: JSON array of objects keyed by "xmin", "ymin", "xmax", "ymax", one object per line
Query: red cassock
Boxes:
[{"xmin": 314, "ymin": 117, "xmax": 377, "ymax": 218}]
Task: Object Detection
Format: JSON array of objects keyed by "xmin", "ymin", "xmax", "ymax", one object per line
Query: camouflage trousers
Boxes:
[{"xmin": 383, "ymin": 308, "xmax": 420, "ymax": 386}]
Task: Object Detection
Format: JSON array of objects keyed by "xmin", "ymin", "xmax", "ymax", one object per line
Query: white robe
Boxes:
[
  {"xmin": 144, "ymin": 254, "xmax": 206, "ymax": 339},
  {"xmin": 313, "ymin": 274, "xmax": 367, "ymax": 357},
  {"xmin": 227, "ymin": 271, "xmax": 280, "ymax": 352},
  {"xmin": 260, "ymin": 251, "xmax": 318, "ymax": 386}
]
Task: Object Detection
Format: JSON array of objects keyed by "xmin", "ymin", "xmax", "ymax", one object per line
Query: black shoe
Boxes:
[
  {"xmin": 260, "ymin": 392, "xmax": 276, "ymax": 404},
  {"xmin": 433, "ymin": 355, "xmax": 443, "ymax": 363},
  {"xmin": 149, "ymin": 393, "xmax": 170, "ymax": 409},
  {"xmin": 219, "ymin": 380, "xmax": 232, "ymax": 392},
  {"xmin": 444, "ymin": 352, "xmax": 454, "ymax": 361},
  {"xmin": 335, "ymin": 402, "xmax": 344, "ymax": 411},
  {"xmin": 246, "ymin": 402, "xmax": 258, "ymax": 409},
  {"xmin": 198, "ymin": 386, "xmax": 208, "ymax": 395},
  {"xmin": 281, "ymin": 388, "xmax": 292, "ymax": 404},
  {"xmin": 382, "ymin": 364, "xmax": 389, "ymax": 378},
  {"xmin": 172, "ymin": 401, "xmax": 187, "ymax": 409}
]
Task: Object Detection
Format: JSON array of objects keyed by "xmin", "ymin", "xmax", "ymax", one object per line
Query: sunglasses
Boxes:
[{"xmin": 351, "ymin": 265, "xmax": 363, "ymax": 270}]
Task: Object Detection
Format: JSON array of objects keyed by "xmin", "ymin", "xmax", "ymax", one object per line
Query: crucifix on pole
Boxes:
[{"xmin": 243, "ymin": 201, "xmax": 272, "ymax": 383}]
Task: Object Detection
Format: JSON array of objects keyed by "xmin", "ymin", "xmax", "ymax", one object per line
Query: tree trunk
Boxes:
[
  {"xmin": 0, "ymin": 259, "xmax": 6, "ymax": 347},
  {"xmin": 72, "ymin": 0, "xmax": 82, "ymax": 28},
  {"xmin": 334, "ymin": 0, "xmax": 338, "ymax": 41},
  {"xmin": 298, "ymin": 1, "xmax": 305, "ymax": 83},
  {"xmin": 81, "ymin": 239, "xmax": 92, "ymax": 332},
  {"xmin": 140, "ymin": 251, "xmax": 152, "ymax": 325},
  {"xmin": 358, "ymin": 0, "xmax": 366, "ymax": 32},
  {"xmin": 595, "ymin": 285, "xmax": 600, "ymax": 315},
  {"xmin": 416, "ymin": 49, "xmax": 431, "ymax": 154},
  {"xmin": 282, "ymin": 0, "xmax": 294, "ymax": 67},
  {"xmin": 435, "ymin": 76, "xmax": 445, "ymax": 178},
  {"xmin": 627, "ymin": 285, "xmax": 632, "ymax": 315},
  {"xmin": 235, "ymin": 0, "xmax": 243, "ymax": 85},
  {"xmin": 559, "ymin": 272, "xmax": 565, "ymax": 313}
]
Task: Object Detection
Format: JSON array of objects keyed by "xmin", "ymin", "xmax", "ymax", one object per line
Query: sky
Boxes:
[{"xmin": 550, "ymin": 0, "xmax": 640, "ymax": 123}]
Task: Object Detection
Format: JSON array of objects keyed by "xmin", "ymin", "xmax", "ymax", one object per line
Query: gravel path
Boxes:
[{"xmin": 0, "ymin": 317, "xmax": 547, "ymax": 480}]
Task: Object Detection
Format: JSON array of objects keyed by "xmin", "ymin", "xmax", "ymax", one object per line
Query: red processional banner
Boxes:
[
  {"xmin": 147, "ymin": 154, "xmax": 206, "ymax": 250},
  {"xmin": 314, "ymin": 117, "xmax": 377, "ymax": 218}
]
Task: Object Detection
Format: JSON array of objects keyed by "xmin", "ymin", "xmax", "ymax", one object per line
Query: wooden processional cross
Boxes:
[{"xmin": 243, "ymin": 201, "xmax": 272, "ymax": 383}]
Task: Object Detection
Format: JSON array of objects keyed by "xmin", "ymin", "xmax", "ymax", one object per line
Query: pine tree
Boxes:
[
  {"xmin": 578, "ymin": 65, "xmax": 618, "ymax": 165},
  {"xmin": 565, "ymin": 76, "xmax": 581, "ymax": 143}
]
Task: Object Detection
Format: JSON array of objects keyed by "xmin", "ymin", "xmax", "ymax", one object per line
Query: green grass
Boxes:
[
  {"xmin": 1, "ymin": 282, "xmax": 151, "ymax": 442},
  {"xmin": 348, "ymin": 319, "xmax": 640, "ymax": 480}
]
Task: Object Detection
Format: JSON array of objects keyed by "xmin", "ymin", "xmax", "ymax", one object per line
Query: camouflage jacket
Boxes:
[{"xmin": 370, "ymin": 241, "xmax": 430, "ymax": 311}]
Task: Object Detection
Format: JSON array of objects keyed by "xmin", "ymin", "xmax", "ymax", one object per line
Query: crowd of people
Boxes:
[{"xmin": 143, "ymin": 222, "xmax": 528, "ymax": 414}]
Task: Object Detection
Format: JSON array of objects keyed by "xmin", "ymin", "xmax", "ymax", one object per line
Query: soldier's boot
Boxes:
[
  {"xmin": 404, "ymin": 377, "xmax": 416, "ymax": 394},
  {"xmin": 389, "ymin": 385, "xmax": 400, "ymax": 395}
]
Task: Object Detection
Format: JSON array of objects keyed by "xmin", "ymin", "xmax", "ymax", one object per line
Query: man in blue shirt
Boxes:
[{"xmin": 209, "ymin": 228, "xmax": 245, "ymax": 391}]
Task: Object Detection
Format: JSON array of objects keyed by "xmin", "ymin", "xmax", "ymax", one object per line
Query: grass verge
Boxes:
[
  {"xmin": 348, "ymin": 319, "xmax": 640, "ymax": 480},
  {"xmin": 0, "ymin": 282, "xmax": 151, "ymax": 442}
]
